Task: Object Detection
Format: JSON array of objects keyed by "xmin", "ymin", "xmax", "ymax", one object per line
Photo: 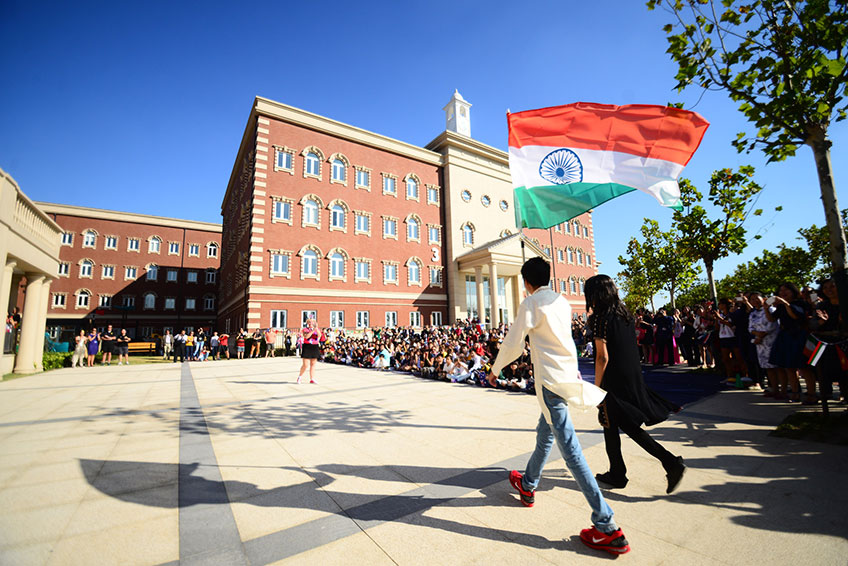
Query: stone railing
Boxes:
[{"xmin": 1, "ymin": 167, "xmax": 62, "ymax": 258}]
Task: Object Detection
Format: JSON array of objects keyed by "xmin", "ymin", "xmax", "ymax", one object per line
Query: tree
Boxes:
[
  {"xmin": 797, "ymin": 208, "xmax": 848, "ymax": 280},
  {"xmin": 617, "ymin": 270, "xmax": 655, "ymax": 312},
  {"xmin": 647, "ymin": 0, "xmax": 848, "ymax": 329},
  {"xmin": 618, "ymin": 218, "xmax": 701, "ymax": 309},
  {"xmin": 673, "ymin": 166, "xmax": 766, "ymax": 301}
]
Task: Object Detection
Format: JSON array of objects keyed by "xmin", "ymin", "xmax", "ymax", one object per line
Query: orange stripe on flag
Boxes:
[{"xmin": 507, "ymin": 102, "xmax": 710, "ymax": 166}]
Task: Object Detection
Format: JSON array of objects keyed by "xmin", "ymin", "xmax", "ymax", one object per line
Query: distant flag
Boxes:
[{"xmin": 507, "ymin": 102, "xmax": 709, "ymax": 229}]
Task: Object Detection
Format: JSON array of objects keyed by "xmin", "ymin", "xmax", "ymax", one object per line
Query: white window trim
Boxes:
[
  {"xmin": 61, "ymin": 232, "xmax": 74, "ymax": 246},
  {"xmin": 75, "ymin": 289, "xmax": 92, "ymax": 310},
  {"xmin": 426, "ymin": 183, "xmax": 440, "ymax": 206},
  {"xmin": 353, "ymin": 210, "xmax": 372, "ymax": 237},
  {"xmin": 206, "ymin": 242, "xmax": 219, "ymax": 259},
  {"xmin": 429, "ymin": 266, "xmax": 444, "ymax": 288},
  {"xmin": 461, "ymin": 222, "xmax": 475, "ymax": 248},
  {"xmin": 406, "ymin": 257, "xmax": 423, "ymax": 287},
  {"xmin": 187, "ymin": 243, "xmax": 200, "ymax": 257},
  {"xmin": 273, "ymin": 145, "xmax": 296, "ymax": 174},
  {"xmin": 299, "ymin": 194, "xmax": 324, "ymax": 230},
  {"xmin": 148, "ymin": 236, "xmax": 162, "ymax": 254},
  {"xmin": 327, "ymin": 248, "xmax": 349, "ymax": 283},
  {"xmin": 353, "ymin": 257, "xmax": 372, "ymax": 284},
  {"xmin": 168, "ymin": 241, "xmax": 180, "ymax": 255},
  {"xmin": 427, "ymin": 223, "xmax": 441, "ymax": 245},
  {"xmin": 382, "ymin": 173, "xmax": 398, "ymax": 197},
  {"xmin": 81, "ymin": 229, "xmax": 98, "ymax": 249},
  {"xmin": 268, "ymin": 249, "xmax": 293, "ymax": 279},
  {"xmin": 354, "ymin": 165, "xmax": 372, "ymax": 191},
  {"xmin": 58, "ymin": 262, "xmax": 70, "ymax": 277},
  {"xmin": 101, "ymin": 264, "xmax": 115, "ymax": 280},
  {"xmin": 382, "ymin": 216, "xmax": 399, "ymax": 241},
  {"xmin": 124, "ymin": 266, "xmax": 138, "ymax": 281},
  {"xmin": 104, "ymin": 235, "xmax": 118, "ymax": 250},
  {"xmin": 301, "ymin": 146, "xmax": 325, "ymax": 180},
  {"xmin": 327, "ymin": 199, "xmax": 350, "ymax": 233},
  {"xmin": 127, "ymin": 238, "xmax": 140, "ymax": 253},
  {"xmin": 404, "ymin": 173, "xmax": 421, "ymax": 202},
  {"xmin": 271, "ymin": 196, "xmax": 295, "ymax": 225},
  {"xmin": 328, "ymin": 153, "xmax": 350, "ymax": 187},
  {"xmin": 78, "ymin": 259, "xmax": 94, "ymax": 279},
  {"xmin": 52, "ymin": 293, "xmax": 67, "ymax": 309},
  {"xmin": 404, "ymin": 214, "xmax": 422, "ymax": 243},
  {"xmin": 298, "ymin": 245, "xmax": 322, "ymax": 281},
  {"xmin": 382, "ymin": 260, "xmax": 399, "ymax": 286}
]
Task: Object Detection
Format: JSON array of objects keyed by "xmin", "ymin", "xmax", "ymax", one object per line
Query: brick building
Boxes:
[
  {"xmin": 38, "ymin": 203, "xmax": 222, "ymax": 340},
  {"xmin": 219, "ymin": 93, "xmax": 598, "ymax": 332}
]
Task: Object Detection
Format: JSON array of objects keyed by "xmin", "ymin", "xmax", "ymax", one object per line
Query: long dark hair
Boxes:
[{"xmin": 585, "ymin": 274, "xmax": 633, "ymax": 324}]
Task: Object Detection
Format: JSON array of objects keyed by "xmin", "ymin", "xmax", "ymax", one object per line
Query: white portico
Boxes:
[{"xmin": 455, "ymin": 233, "xmax": 546, "ymax": 328}]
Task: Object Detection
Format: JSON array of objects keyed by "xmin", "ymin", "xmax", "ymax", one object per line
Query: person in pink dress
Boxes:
[{"xmin": 296, "ymin": 318, "xmax": 322, "ymax": 384}]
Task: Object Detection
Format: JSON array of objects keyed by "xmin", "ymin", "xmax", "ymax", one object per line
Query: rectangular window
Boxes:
[
  {"xmin": 187, "ymin": 271, "xmax": 198, "ymax": 283},
  {"xmin": 105, "ymin": 236, "xmax": 117, "ymax": 249},
  {"xmin": 584, "ymin": 226, "xmax": 589, "ymax": 237},
  {"xmin": 385, "ymin": 311, "xmax": 398, "ymax": 328},
  {"xmin": 557, "ymin": 249, "xmax": 564, "ymax": 262},
  {"xmin": 271, "ymin": 254, "xmax": 289, "ymax": 275},
  {"xmin": 410, "ymin": 311, "xmax": 421, "ymax": 327},
  {"xmin": 189, "ymin": 244, "xmax": 200, "ymax": 256},
  {"xmin": 167, "ymin": 269, "xmax": 177, "ymax": 282},
  {"xmin": 125, "ymin": 266, "xmax": 137, "ymax": 280},
  {"xmin": 146, "ymin": 266, "xmax": 158, "ymax": 281},
  {"xmin": 99, "ymin": 295, "xmax": 112, "ymax": 307},
  {"xmin": 356, "ymin": 169, "xmax": 370, "ymax": 188},
  {"xmin": 58, "ymin": 262, "xmax": 69, "ymax": 276},
  {"xmin": 102, "ymin": 265, "xmax": 114, "ymax": 279},
  {"xmin": 355, "ymin": 213, "xmax": 370, "ymax": 234},
  {"xmin": 61, "ymin": 232, "xmax": 73, "ymax": 246},
  {"xmin": 185, "ymin": 298, "xmax": 196, "ymax": 310},
  {"xmin": 356, "ymin": 311, "xmax": 369, "ymax": 329},
  {"xmin": 52, "ymin": 294, "xmax": 66, "ymax": 308},
  {"xmin": 205, "ymin": 270, "xmax": 217, "ymax": 284},
  {"xmin": 560, "ymin": 280, "xmax": 567, "ymax": 293},
  {"xmin": 165, "ymin": 298, "xmax": 176, "ymax": 310},
  {"xmin": 383, "ymin": 176, "xmax": 396, "ymax": 195},
  {"xmin": 273, "ymin": 201, "xmax": 292, "ymax": 222},
  {"xmin": 270, "ymin": 310, "xmax": 287, "ymax": 329},
  {"xmin": 330, "ymin": 310, "xmax": 344, "ymax": 329},
  {"xmin": 123, "ymin": 296, "xmax": 135, "ymax": 308},
  {"xmin": 169, "ymin": 242, "xmax": 180, "ymax": 254},
  {"xmin": 586, "ymin": 255, "xmax": 591, "ymax": 266},
  {"xmin": 276, "ymin": 151, "xmax": 292, "ymax": 170},
  {"xmin": 431, "ymin": 311, "xmax": 443, "ymax": 326},
  {"xmin": 430, "ymin": 267, "xmax": 442, "ymax": 286},
  {"xmin": 128, "ymin": 238, "xmax": 140, "ymax": 252},
  {"xmin": 76, "ymin": 293, "xmax": 90, "ymax": 309},
  {"xmin": 384, "ymin": 263, "xmax": 397, "ymax": 284},
  {"xmin": 384, "ymin": 218, "xmax": 397, "ymax": 238},
  {"xmin": 428, "ymin": 226, "xmax": 440, "ymax": 244},
  {"xmin": 204, "ymin": 296, "xmax": 215, "ymax": 311},
  {"xmin": 427, "ymin": 185, "xmax": 439, "ymax": 204},
  {"xmin": 301, "ymin": 310, "xmax": 317, "ymax": 327},
  {"xmin": 355, "ymin": 261, "xmax": 369, "ymax": 281}
]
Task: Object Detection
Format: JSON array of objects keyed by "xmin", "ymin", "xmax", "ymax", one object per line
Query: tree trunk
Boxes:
[
  {"xmin": 705, "ymin": 259, "xmax": 717, "ymax": 304},
  {"xmin": 650, "ymin": 295, "xmax": 656, "ymax": 313},
  {"xmin": 810, "ymin": 138, "xmax": 848, "ymax": 333},
  {"xmin": 670, "ymin": 279, "xmax": 676, "ymax": 310}
]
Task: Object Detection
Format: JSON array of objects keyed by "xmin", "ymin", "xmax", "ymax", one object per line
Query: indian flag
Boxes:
[{"xmin": 508, "ymin": 102, "xmax": 709, "ymax": 228}]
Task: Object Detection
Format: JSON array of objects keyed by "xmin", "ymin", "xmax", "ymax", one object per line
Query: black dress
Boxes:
[{"xmin": 592, "ymin": 313, "xmax": 679, "ymax": 427}]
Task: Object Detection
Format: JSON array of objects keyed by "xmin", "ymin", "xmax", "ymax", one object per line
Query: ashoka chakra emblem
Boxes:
[{"xmin": 539, "ymin": 148, "xmax": 583, "ymax": 185}]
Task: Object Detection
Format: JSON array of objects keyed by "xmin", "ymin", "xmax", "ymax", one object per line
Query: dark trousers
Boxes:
[
  {"xmin": 603, "ymin": 402, "xmax": 677, "ymax": 478},
  {"xmin": 656, "ymin": 334, "xmax": 675, "ymax": 364},
  {"xmin": 173, "ymin": 343, "xmax": 185, "ymax": 363}
]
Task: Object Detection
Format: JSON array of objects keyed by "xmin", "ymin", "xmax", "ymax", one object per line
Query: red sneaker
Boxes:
[
  {"xmin": 579, "ymin": 526, "xmax": 630, "ymax": 554},
  {"xmin": 508, "ymin": 470, "xmax": 535, "ymax": 507}
]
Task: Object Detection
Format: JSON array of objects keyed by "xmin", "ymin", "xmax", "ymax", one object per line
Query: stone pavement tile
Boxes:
[
  {"xmin": 0, "ymin": 502, "xmax": 78, "ymax": 547},
  {"xmin": 46, "ymin": 513, "xmax": 178, "ymax": 566},
  {"xmin": 33, "ymin": 441, "xmax": 121, "ymax": 466},
  {"xmin": 63, "ymin": 487, "xmax": 175, "ymax": 537},
  {"xmin": 79, "ymin": 464, "xmax": 178, "ymax": 505},
  {"xmin": 217, "ymin": 464, "xmax": 310, "ymax": 504},
  {"xmin": 229, "ymin": 476, "xmax": 344, "ymax": 541},
  {"xmin": 0, "ymin": 541, "xmax": 55, "ymax": 566},
  {"xmin": 268, "ymin": 530, "xmax": 396, "ymax": 566},
  {"xmin": 0, "ymin": 476, "xmax": 91, "ymax": 513}
]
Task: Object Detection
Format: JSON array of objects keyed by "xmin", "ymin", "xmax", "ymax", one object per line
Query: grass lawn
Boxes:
[{"xmin": 772, "ymin": 406, "xmax": 848, "ymax": 445}]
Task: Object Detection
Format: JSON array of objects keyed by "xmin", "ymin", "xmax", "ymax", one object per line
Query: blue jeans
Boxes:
[{"xmin": 522, "ymin": 387, "xmax": 617, "ymax": 533}]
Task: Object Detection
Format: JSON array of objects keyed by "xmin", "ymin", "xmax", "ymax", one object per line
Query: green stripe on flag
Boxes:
[{"xmin": 513, "ymin": 183, "xmax": 638, "ymax": 229}]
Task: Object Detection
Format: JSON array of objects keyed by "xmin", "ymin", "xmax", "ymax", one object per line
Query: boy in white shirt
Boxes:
[{"xmin": 488, "ymin": 257, "xmax": 629, "ymax": 555}]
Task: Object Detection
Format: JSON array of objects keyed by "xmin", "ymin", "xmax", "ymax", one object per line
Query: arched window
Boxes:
[
  {"xmin": 329, "ymin": 252, "xmax": 344, "ymax": 278},
  {"xmin": 83, "ymin": 230, "xmax": 97, "ymax": 248},
  {"xmin": 146, "ymin": 264, "xmax": 159, "ymax": 281},
  {"xmin": 206, "ymin": 242, "xmax": 219, "ymax": 258},
  {"xmin": 567, "ymin": 248, "xmax": 574, "ymax": 263},
  {"xmin": 577, "ymin": 249, "xmax": 583, "ymax": 264},
  {"xmin": 462, "ymin": 224, "xmax": 474, "ymax": 246},
  {"xmin": 499, "ymin": 229, "xmax": 512, "ymax": 238},
  {"xmin": 149, "ymin": 236, "xmax": 161, "ymax": 254},
  {"xmin": 305, "ymin": 152, "xmax": 320, "ymax": 176},
  {"xmin": 330, "ymin": 204, "xmax": 345, "ymax": 229},
  {"xmin": 303, "ymin": 199, "xmax": 319, "ymax": 225},
  {"xmin": 143, "ymin": 293, "xmax": 156, "ymax": 309},
  {"xmin": 579, "ymin": 278, "xmax": 585, "ymax": 294},
  {"xmin": 331, "ymin": 159, "xmax": 346, "ymax": 183},
  {"xmin": 570, "ymin": 277, "xmax": 577, "ymax": 294},
  {"xmin": 407, "ymin": 217, "xmax": 419, "ymax": 240},
  {"xmin": 80, "ymin": 260, "xmax": 93, "ymax": 278},
  {"xmin": 406, "ymin": 177, "xmax": 418, "ymax": 199},
  {"xmin": 302, "ymin": 250, "xmax": 317, "ymax": 276},
  {"xmin": 408, "ymin": 259, "xmax": 421, "ymax": 284},
  {"xmin": 76, "ymin": 290, "xmax": 91, "ymax": 308}
]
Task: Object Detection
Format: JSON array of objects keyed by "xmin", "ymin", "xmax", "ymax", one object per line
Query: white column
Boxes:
[
  {"xmin": 14, "ymin": 274, "xmax": 45, "ymax": 374},
  {"xmin": 511, "ymin": 275, "xmax": 522, "ymax": 321},
  {"xmin": 0, "ymin": 260, "xmax": 16, "ymax": 324},
  {"xmin": 34, "ymin": 278, "xmax": 52, "ymax": 370},
  {"xmin": 489, "ymin": 262, "xmax": 499, "ymax": 329},
  {"xmin": 474, "ymin": 266, "xmax": 484, "ymax": 323}
]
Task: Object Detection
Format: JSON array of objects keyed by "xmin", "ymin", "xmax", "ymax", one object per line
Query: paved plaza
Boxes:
[{"xmin": 1, "ymin": 358, "xmax": 846, "ymax": 565}]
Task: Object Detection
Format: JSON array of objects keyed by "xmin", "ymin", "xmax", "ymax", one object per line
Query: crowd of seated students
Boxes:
[{"xmin": 320, "ymin": 320, "xmax": 536, "ymax": 394}]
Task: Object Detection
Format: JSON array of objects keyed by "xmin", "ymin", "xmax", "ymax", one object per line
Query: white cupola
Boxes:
[{"xmin": 443, "ymin": 89, "xmax": 472, "ymax": 137}]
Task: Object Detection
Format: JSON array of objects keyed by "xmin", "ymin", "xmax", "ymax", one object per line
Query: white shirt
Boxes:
[{"xmin": 491, "ymin": 287, "xmax": 606, "ymax": 419}]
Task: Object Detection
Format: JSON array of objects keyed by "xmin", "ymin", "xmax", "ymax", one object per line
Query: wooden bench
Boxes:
[{"xmin": 127, "ymin": 342, "xmax": 156, "ymax": 355}]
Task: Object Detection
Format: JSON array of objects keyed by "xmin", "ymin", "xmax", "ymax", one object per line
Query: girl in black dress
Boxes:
[{"xmin": 585, "ymin": 275, "xmax": 686, "ymax": 494}]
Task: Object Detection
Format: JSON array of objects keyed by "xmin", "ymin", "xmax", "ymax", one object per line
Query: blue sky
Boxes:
[{"xmin": 1, "ymin": 0, "xmax": 844, "ymax": 300}]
